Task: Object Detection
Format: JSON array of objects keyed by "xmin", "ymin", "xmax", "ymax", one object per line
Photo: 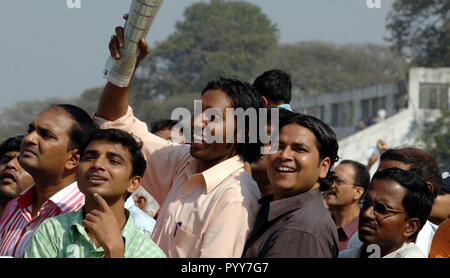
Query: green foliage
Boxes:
[
  {"xmin": 259, "ymin": 42, "xmax": 407, "ymax": 97},
  {"xmin": 132, "ymin": 0, "xmax": 278, "ymax": 100},
  {"xmin": 386, "ymin": 0, "xmax": 450, "ymax": 67},
  {"xmin": 422, "ymin": 109, "xmax": 450, "ymax": 171}
]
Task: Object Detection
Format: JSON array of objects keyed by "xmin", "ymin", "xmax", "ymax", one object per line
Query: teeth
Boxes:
[{"xmin": 277, "ymin": 166, "xmax": 296, "ymax": 172}]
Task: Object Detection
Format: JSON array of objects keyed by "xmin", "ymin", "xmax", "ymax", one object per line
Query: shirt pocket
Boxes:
[{"xmin": 173, "ymin": 226, "xmax": 201, "ymax": 258}]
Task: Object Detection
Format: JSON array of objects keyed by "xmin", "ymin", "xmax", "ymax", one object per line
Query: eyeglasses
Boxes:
[
  {"xmin": 358, "ymin": 199, "xmax": 407, "ymax": 215},
  {"xmin": 332, "ymin": 176, "xmax": 357, "ymax": 187}
]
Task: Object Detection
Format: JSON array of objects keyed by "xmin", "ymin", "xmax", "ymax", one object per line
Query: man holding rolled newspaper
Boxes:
[{"xmin": 95, "ymin": 0, "xmax": 264, "ymax": 258}]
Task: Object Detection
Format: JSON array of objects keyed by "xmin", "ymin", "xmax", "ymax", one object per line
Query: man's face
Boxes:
[
  {"xmin": 155, "ymin": 127, "xmax": 185, "ymax": 144},
  {"xmin": 19, "ymin": 108, "xmax": 75, "ymax": 177},
  {"xmin": 326, "ymin": 163, "xmax": 360, "ymax": 207},
  {"xmin": 358, "ymin": 178, "xmax": 412, "ymax": 255},
  {"xmin": 0, "ymin": 151, "xmax": 34, "ymax": 199},
  {"xmin": 77, "ymin": 140, "xmax": 136, "ymax": 203},
  {"xmin": 267, "ymin": 123, "xmax": 330, "ymax": 200},
  {"xmin": 190, "ymin": 89, "xmax": 236, "ymax": 164}
]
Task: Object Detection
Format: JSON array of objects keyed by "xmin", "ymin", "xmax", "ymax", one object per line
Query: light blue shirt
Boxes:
[{"xmin": 125, "ymin": 197, "xmax": 156, "ymax": 236}]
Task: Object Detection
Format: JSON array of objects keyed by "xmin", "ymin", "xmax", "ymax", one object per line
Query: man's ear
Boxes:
[
  {"xmin": 127, "ymin": 176, "xmax": 141, "ymax": 195},
  {"xmin": 261, "ymin": 96, "xmax": 269, "ymax": 108},
  {"xmin": 403, "ymin": 217, "xmax": 420, "ymax": 239},
  {"xmin": 354, "ymin": 187, "xmax": 365, "ymax": 202},
  {"xmin": 65, "ymin": 150, "xmax": 80, "ymax": 171},
  {"xmin": 425, "ymin": 181, "xmax": 434, "ymax": 195},
  {"xmin": 319, "ymin": 157, "xmax": 331, "ymax": 179}
]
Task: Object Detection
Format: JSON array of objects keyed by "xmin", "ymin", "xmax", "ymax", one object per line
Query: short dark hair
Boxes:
[
  {"xmin": 339, "ymin": 160, "xmax": 370, "ymax": 192},
  {"xmin": 80, "ymin": 129, "xmax": 147, "ymax": 178},
  {"xmin": 50, "ymin": 104, "xmax": 99, "ymax": 152},
  {"xmin": 202, "ymin": 76, "xmax": 264, "ymax": 163},
  {"xmin": 372, "ymin": 168, "xmax": 434, "ymax": 236},
  {"xmin": 380, "ymin": 148, "xmax": 442, "ymax": 198},
  {"xmin": 278, "ymin": 110, "xmax": 339, "ymax": 191},
  {"xmin": 253, "ymin": 69, "xmax": 292, "ymax": 104},
  {"xmin": 0, "ymin": 135, "xmax": 25, "ymax": 158},
  {"xmin": 150, "ymin": 119, "xmax": 178, "ymax": 133}
]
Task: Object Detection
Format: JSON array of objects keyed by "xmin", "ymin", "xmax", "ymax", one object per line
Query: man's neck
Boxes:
[
  {"xmin": 32, "ymin": 175, "xmax": 76, "ymax": 218},
  {"xmin": 84, "ymin": 197, "xmax": 127, "ymax": 230},
  {"xmin": 197, "ymin": 155, "xmax": 234, "ymax": 173},
  {"xmin": 331, "ymin": 203, "xmax": 360, "ymax": 228}
]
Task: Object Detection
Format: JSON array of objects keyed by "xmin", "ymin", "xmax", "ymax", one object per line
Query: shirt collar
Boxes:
[
  {"xmin": 340, "ymin": 216, "xmax": 359, "ymax": 238},
  {"xmin": 17, "ymin": 181, "xmax": 80, "ymax": 212},
  {"xmin": 72, "ymin": 208, "xmax": 135, "ymax": 251},
  {"xmin": 267, "ymin": 189, "xmax": 322, "ymax": 222},
  {"xmin": 201, "ymin": 155, "xmax": 245, "ymax": 194}
]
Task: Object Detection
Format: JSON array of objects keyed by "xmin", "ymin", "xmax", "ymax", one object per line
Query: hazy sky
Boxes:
[{"xmin": 0, "ymin": 0, "xmax": 393, "ymax": 111}]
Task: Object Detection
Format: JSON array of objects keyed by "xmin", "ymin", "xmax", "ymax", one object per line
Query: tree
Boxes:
[
  {"xmin": 422, "ymin": 109, "xmax": 450, "ymax": 171},
  {"xmin": 386, "ymin": 0, "xmax": 450, "ymax": 67},
  {"xmin": 258, "ymin": 42, "xmax": 407, "ymax": 97},
  {"xmin": 132, "ymin": 0, "xmax": 278, "ymax": 100}
]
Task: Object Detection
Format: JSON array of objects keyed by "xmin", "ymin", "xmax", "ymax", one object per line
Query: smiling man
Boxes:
[
  {"xmin": 92, "ymin": 23, "xmax": 264, "ymax": 258},
  {"xmin": 24, "ymin": 129, "xmax": 165, "ymax": 258},
  {"xmin": 339, "ymin": 168, "xmax": 433, "ymax": 258},
  {"xmin": 0, "ymin": 136, "xmax": 34, "ymax": 217},
  {"xmin": 243, "ymin": 110, "xmax": 339, "ymax": 258}
]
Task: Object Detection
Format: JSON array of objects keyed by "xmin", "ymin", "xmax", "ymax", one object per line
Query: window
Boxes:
[{"xmin": 419, "ymin": 83, "xmax": 449, "ymax": 109}]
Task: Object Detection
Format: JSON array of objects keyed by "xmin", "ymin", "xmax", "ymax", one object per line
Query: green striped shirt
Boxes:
[{"xmin": 24, "ymin": 209, "xmax": 166, "ymax": 258}]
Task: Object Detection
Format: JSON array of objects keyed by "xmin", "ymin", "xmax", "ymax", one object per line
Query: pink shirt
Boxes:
[
  {"xmin": 0, "ymin": 182, "xmax": 84, "ymax": 257},
  {"xmin": 94, "ymin": 107, "xmax": 261, "ymax": 258}
]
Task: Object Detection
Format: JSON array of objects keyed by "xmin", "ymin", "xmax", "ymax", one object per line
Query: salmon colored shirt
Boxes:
[
  {"xmin": 429, "ymin": 218, "xmax": 450, "ymax": 258},
  {"xmin": 94, "ymin": 107, "xmax": 261, "ymax": 258}
]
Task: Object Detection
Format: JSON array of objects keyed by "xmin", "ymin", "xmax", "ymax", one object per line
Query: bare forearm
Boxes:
[{"xmin": 96, "ymin": 81, "xmax": 131, "ymax": 121}]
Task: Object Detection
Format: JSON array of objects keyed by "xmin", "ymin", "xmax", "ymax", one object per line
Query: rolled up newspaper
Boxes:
[{"xmin": 104, "ymin": 0, "xmax": 163, "ymax": 87}]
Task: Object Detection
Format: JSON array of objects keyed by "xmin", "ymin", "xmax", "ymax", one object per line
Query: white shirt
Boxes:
[
  {"xmin": 339, "ymin": 242, "xmax": 426, "ymax": 258},
  {"xmin": 344, "ymin": 220, "xmax": 438, "ymax": 256}
]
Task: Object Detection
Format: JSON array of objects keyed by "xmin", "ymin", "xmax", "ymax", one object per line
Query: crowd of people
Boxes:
[{"xmin": 0, "ymin": 21, "xmax": 448, "ymax": 259}]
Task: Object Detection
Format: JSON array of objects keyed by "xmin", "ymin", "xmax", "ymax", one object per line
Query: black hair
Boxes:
[
  {"xmin": 253, "ymin": 69, "xmax": 292, "ymax": 104},
  {"xmin": 80, "ymin": 129, "xmax": 147, "ymax": 178},
  {"xmin": 50, "ymin": 104, "xmax": 99, "ymax": 152},
  {"xmin": 278, "ymin": 109, "xmax": 339, "ymax": 191},
  {"xmin": 380, "ymin": 148, "xmax": 442, "ymax": 199},
  {"xmin": 0, "ymin": 135, "xmax": 25, "ymax": 158},
  {"xmin": 371, "ymin": 168, "xmax": 434, "ymax": 236},
  {"xmin": 339, "ymin": 160, "xmax": 370, "ymax": 192},
  {"xmin": 150, "ymin": 119, "xmax": 179, "ymax": 133},
  {"xmin": 202, "ymin": 76, "xmax": 264, "ymax": 163}
]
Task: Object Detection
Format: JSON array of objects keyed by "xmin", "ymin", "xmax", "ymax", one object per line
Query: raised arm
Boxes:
[{"xmin": 96, "ymin": 17, "xmax": 150, "ymax": 121}]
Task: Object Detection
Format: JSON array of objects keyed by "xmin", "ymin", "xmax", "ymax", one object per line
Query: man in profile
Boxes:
[
  {"xmin": 326, "ymin": 160, "xmax": 369, "ymax": 251},
  {"xmin": 0, "ymin": 104, "xmax": 97, "ymax": 257},
  {"xmin": 24, "ymin": 129, "xmax": 165, "ymax": 258},
  {"xmin": 0, "ymin": 136, "xmax": 34, "ymax": 217}
]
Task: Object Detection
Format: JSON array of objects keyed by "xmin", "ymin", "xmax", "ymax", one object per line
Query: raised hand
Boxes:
[
  {"xmin": 82, "ymin": 193, "xmax": 125, "ymax": 258},
  {"xmin": 109, "ymin": 14, "xmax": 150, "ymax": 68}
]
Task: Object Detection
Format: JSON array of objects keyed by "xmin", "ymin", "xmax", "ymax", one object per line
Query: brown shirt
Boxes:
[{"xmin": 243, "ymin": 189, "xmax": 339, "ymax": 258}]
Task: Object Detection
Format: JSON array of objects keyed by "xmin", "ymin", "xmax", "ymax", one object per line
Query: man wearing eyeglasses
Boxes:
[
  {"xmin": 339, "ymin": 168, "xmax": 433, "ymax": 258},
  {"xmin": 325, "ymin": 160, "xmax": 370, "ymax": 251}
]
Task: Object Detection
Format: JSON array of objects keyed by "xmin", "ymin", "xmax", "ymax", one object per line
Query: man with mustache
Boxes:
[
  {"xmin": 24, "ymin": 128, "xmax": 165, "ymax": 258},
  {"xmin": 339, "ymin": 168, "xmax": 433, "ymax": 258},
  {"xmin": 242, "ymin": 110, "xmax": 339, "ymax": 258},
  {"xmin": 0, "ymin": 104, "xmax": 97, "ymax": 257},
  {"xmin": 0, "ymin": 136, "xmax": 34, "ymax": 217},
  {"xmin": 325, "ymin": 160, "xmax": 370, "ymax": 251}
]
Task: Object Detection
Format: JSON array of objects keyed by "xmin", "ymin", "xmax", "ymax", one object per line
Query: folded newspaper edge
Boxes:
[{"xmin": 104, "ymin": 0, "xmax": 163, "ymax": 87}]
